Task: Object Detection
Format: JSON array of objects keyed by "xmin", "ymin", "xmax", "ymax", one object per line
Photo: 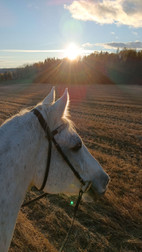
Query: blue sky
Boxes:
[{"xmin": 0, "ymin": 0, "xmax": 142, "ymax": 68}]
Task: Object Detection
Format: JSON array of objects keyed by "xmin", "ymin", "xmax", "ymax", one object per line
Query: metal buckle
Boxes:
[{"xmin": 81, "ymin": 181, "xmax": 92, "ymax": 193}]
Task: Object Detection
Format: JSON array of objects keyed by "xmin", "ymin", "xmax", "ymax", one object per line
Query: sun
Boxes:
[{"xmin": 64, "ymin": 43, "xmax": 81, "ymax": 60}]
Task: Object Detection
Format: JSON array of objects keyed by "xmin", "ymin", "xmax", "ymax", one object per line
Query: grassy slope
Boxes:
[{"xmin": 0, "ymin": 83, "xmax": 142, "ymax": 252}]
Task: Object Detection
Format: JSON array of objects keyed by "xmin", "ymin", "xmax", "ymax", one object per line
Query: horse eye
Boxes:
[{"xmin": 71, "ymin": 142, "xmax": 82, "ymax": 152}]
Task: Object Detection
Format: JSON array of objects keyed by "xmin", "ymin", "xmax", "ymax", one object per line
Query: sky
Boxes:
[{"xmin": 0, "ymin": 0, "xmax": 142, "ymax": 68}]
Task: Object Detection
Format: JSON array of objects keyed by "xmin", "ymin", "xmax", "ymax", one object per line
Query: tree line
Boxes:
[{"xmin": 0, "ymin": 49, "xmax": 142, "ymax": 85}]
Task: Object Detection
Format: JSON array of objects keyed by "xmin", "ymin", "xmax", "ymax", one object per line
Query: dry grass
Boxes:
[
  {"xmin": 9, "ymin": 211, "xmax": 57, "ymax": 252},
  {"xmin": 0, "ymin": 82, "xmax": 142, "ymax": 251}
]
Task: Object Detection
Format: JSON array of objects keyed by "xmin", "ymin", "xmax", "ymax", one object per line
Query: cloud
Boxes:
[
  {"xmin": 122, "ymin": 0, "xmax": 142, "ymax": 15},
  {"xmin": 64, "ymin": 0, "xmax": 142, "ymax": 28},
  {"xmin": 96, "ymin": 41, "xmax": 142, "ymax": 49},
  {"xmin": 82, "ymin": 42, "xmax": 95, "ymax": 48},
  {"xmin": 0, "ymin": 49, "xmax": 64, "ymax": 53},
  {"xmin": 82, "ymin": 41, "xmax": 142, "ymax": 50}
]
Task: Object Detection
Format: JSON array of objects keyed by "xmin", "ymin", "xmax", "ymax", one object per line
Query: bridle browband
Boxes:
[{"xmin": 32, "ymin": 108, "xmax": 87, "ymax": 191}]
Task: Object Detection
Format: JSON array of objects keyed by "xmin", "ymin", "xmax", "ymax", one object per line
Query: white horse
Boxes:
[{"xmin": 0, "ymin": 87, "xmax": 109, "ymax": 252}]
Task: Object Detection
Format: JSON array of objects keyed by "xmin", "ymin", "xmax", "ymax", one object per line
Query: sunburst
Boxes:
[{"xmin": 64, "ymin": 43, "xmax": 81, "ymax": 60}]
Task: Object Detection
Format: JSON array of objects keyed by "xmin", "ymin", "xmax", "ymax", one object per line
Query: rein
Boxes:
[{"xmin": 22, "ymin": 108, "xmax": 92, "ymax": 251}]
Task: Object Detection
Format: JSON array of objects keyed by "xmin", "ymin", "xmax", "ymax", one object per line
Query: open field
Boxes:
[{"xmin": 0, "ymin": 82, "xmax": 142, "ymax": 252}]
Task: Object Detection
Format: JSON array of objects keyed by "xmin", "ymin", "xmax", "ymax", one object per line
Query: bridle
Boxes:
[
  {"xmin": 22, "ymin": 108, "xmax": 93, "ymax": 252},
  {"xmin": 32, "ymin": 108, "xmax": 91, "ymax": 191},
  {"xmin": 21, "ymin": 108, "xmax": 93, "ymax": 206}
]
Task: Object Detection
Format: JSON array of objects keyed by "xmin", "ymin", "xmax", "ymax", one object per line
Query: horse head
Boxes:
[{"xmin": 33, "ymin": 87, "xmax": 109, "ymax": 200}]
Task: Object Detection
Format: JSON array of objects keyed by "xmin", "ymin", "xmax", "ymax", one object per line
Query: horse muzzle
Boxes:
[{"xmin": 83, "ymin": 174, "xmax": 110, "ymax": 201}]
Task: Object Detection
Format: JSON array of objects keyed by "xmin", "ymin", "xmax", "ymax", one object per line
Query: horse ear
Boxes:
[
  {"xmin": 52, "ymin": 88, "xmax": 69, "ymax": 118},
  {"xmin": 42, "ymin": 87, "xmax": 55, "ymax": 105}
]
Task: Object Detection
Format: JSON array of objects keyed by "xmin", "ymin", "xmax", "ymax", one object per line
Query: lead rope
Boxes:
[
  {"xmin": 59, "ymin": 189, "xmax": 83, "ymax": 252},
  {"xmin": 59, "ymin": 181, "xmax": 92, "ymax": 252}
]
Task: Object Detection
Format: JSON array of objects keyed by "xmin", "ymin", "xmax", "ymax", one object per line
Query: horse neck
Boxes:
[{"xmin": 0, "ymin": 110, "xmax": 44, "ymax": 252}]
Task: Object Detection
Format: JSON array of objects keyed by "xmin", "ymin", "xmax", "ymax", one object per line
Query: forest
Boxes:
[{"xmin": 0, "ymin": 49, "xmax": 142, "ymax": 85}]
